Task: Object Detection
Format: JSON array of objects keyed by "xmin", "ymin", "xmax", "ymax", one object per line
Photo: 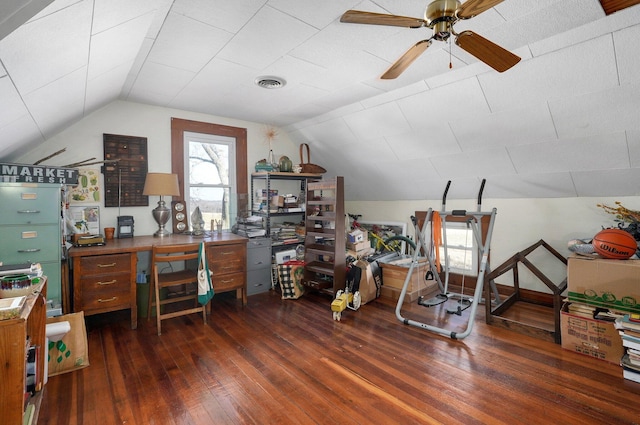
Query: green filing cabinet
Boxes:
[{"xmin": 0, "ymin": 183, "xmax": 62, "ymax": 306}]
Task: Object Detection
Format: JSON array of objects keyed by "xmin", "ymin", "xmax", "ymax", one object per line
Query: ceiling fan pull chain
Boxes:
[{"xmin": 449, "ymin": 33, "xmax": 453, "ymax": 69}]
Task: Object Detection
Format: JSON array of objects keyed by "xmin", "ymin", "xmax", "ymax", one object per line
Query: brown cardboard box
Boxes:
[
  {"xmin": 560, "ymin": 303, "xmax": 624, "ymax": 364},
  {"xmin": 567, "ymin": 255, "xmax": 640, "ymax": 314},
  {"xmin": 347, "ymin": 240, "xmax": 369, "ymax": 252},
  {"xmin": 380, "ymin": 257, "xmax": 430, "ymax": 291}
]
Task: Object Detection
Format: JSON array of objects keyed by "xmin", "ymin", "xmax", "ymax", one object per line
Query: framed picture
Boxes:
[
  {"xmin": 69, "ymin": 168, "xmax": 101, "ymax": 204},
  {"xmin": 358, "ymin": 220, "xmax": 408, "ymax": 253}
]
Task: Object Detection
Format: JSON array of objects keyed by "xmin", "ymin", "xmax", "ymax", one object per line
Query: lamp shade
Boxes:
[{"xmin": 143, "ymin": 173, "xmax": 180, "ymax": 197}]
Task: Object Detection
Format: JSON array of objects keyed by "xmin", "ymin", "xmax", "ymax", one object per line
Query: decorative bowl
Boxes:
[{"xmin": 0, "ymin": 274, "xmax": 35, "ymax": 298}]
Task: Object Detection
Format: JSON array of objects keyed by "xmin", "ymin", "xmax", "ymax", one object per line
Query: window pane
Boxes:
[
  {"xmin": 189, "ymin": 187, "xmax": 229, "ymax": 231},
  {"xmin": 188, "ymin": 141, "xmax": 229, "ymax": 185}
]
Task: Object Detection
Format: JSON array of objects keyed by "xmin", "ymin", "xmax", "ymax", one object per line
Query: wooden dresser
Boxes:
[{"xmin": 68, "ymin": 233, "xmax": 248, "ymax": 329}]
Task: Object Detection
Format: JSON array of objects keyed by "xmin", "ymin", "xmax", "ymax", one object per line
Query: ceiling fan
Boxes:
[{"xmin": 340, "ymin": 0, "xmax": 520, "ymax": 79}]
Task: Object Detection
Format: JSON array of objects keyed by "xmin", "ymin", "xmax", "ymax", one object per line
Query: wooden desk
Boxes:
[{"xmin": 68, "ymin": 233, "xmax": 248, "ymax": 329}]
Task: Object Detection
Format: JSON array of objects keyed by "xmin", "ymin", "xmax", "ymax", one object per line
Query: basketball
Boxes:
[{"xmin": 592, "ymin": 228, "xmax": 638, "ymax": 259}]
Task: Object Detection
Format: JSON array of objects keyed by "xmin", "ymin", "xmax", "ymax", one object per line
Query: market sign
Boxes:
[{"xmin": 0, "ymin": 162, "xmax": 79, "ymax": 185}]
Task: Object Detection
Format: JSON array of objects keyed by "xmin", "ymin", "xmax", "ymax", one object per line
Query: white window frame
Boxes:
[
  {"xmin": 439, "ymin": 220, "xmax": 479, "ymax": 276},
  {"xmin": 183, "ymin": 131, "xmax": 237, "ymax": 230}
]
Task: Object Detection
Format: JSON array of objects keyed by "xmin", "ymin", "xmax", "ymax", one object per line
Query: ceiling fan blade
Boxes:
[
  {"xmin": 381, "ymin": 40, "xmax": 432, "ymax": 80},
  {"xmin": 340, "ymin": 10, "xmax": 426, "ymax": 28},
  {"xmin": 599, "ymin": 0, "xmax": 640, "ymax": 15},
  {"xmin": 455, "ymin": 30, "xmax": 520, "ymax": 72},
  {"xmin": 457, "ymin": 0, "xmax": 505, "ymax": 19}
]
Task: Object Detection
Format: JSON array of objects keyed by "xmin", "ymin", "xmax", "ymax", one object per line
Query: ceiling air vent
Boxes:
[{"xmin": 255, "ymin": 76, "xmax": 286, "ymax": 89}]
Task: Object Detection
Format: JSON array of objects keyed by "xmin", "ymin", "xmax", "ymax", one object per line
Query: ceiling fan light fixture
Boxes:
[{"xmin": 255, "ymin": 76, "xmax": 286, "ymax": 89}]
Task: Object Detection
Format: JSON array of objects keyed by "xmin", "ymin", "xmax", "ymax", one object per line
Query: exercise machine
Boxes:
[{"xmin": 395, "ymin": 179, "xmax": 497, "ymax": 339}]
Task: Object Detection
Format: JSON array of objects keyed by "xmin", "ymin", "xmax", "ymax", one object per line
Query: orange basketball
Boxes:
[{"xmin": 592, "ymin": 228, "xmax": 638, "ymax": 259}]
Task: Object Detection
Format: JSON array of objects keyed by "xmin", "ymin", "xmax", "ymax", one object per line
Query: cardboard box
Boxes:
[
  {"xmin": 347, "ymin": 240, "xmax": 369, "ymax": 252},
  {"xmin": 348, "ymin": 229, "xmax": 367, "ymax": 243},
  {"xmin": 560, "ymin": 303, "xmax": 624, "ymax": 364},
  {"xmin": 270, "ymin": 195, "xmax": 284, "ymax": 207},
  {"xmin": 380, "ymin": 257, "xmax": 430, "ymax": 291},
  {"xmin": 567, "ymin": 255, "xmax": 640, "ymax": 314}
]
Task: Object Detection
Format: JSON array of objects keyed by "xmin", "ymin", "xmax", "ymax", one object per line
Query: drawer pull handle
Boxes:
[
  {"xmin": 221, "ymin": 251, "xmax": 234, "ymax": 255},
  {"xmin": 220, "ymin": 279, "xmax": 233, "ymax": 284},
  {"xmin": 98, "ymin": 297, "xmax": 117, "ymax": 303},
  {"xmin": 97, "ymin": 280, "xmax": 117, "ymax": 286},
  {"xmin": 18, "ymin": 248, "xmax": 40, "ymax": 253},
  {"xmin": 18, "ymin": 210, "xmax": 41, "ymax": 214},
  {"xmin": 254, "ymin": 261, "xmax": 264, "ymax": 265},
  {"xmin": 97, "ymin": 263, "xmax": 117, "ymax": 268}
]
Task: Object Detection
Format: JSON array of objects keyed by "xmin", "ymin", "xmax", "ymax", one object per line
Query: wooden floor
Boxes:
[{"xmin": 40, "ymin": 289, "xmax": 640, "ymax": 425}]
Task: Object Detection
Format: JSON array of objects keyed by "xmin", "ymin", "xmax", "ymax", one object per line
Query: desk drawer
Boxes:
[
  {"xmin": 79, "ymin": 271, "xmax": 131, "ymax": 311},
  {"xmin": 208, "ymin": 244, "xmax": 245, "ymax": 275},
  {"xmin": 247, "ymin": 247, "xmax": 271, "ymax": 271},
  {"xmin": 212, "ymin": 273, "xmax": 245, "ymax": 292},
  {"xmin": 80, "ymin": 254, "xmax": 131, "ymax": 274}
]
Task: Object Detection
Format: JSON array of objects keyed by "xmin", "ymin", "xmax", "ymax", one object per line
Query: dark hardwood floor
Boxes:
[{"xmin": 40, "ymin": 289, "xmax": 640, "ymax": 424}]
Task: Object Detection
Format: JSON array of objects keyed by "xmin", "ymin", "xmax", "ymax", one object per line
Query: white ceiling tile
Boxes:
[
  {"xmin": 478, "ymin": 34, "xmax": 618, "ymax": 112},
  {"xmin": 0, "ymin": 77, "xmax": 29, "ymax": 127},
  {"xmin": 483, "ymin": 172, "xmax": 577, "ymax": 198},
  {"xmin": 0, "ymin": 0, "xmax": 92, "ymax": 94},
  {"xmin": 573, "ymin": 167, "xmax": 640, "ymax": 197},
  {"xmin": 23, "ymin": 67, "xmax": 86, "ymax": 138},
  {"xmin": 385, "ymin": 128, "xmax": 460, "ymax": 160},
  {"xmin": 509, "ymin": 132, "xmax": 630, "ymax": 174},
  {"xmin": 268, "ymin": 0, "xmax": 360, "ymax": 29},
  {"xmin": 627, "ymin": 130, "xmax": 640, "ymax": 168},
  {"xmin": 128, "ymin": 62, "xmax": 195, "ymax": 103},
  {"xmin": 88, "ymin": 11, "xmax": 155, "ymax": 80},
  {"xmin": 217, "ymin": 7, "xmax": 317, "ymax": 70},
  {"xmin": 398, "ymin": 77, "xmax": 490, "ymax": 130},
  {"xmin": 549, "ymin": 82, "xmax": 640, "ymax": 139},
  {"xmin": 614, "ymin": 23, "xmax": 640, "ymax": 86},
  {"xmin": 85, "ymin": 62, "xmax": 131, "ymax": 112},
  {"xmin": 92, "ymin": 0, "xmax": 158, "ymax": 34},
  {"xmin": 343, "ymin": 102, "xmax": 411, "ymax": 140},
  {"xmin": 171, "ymin": 0, "xmax": 264, "ymax": 33},
  {"xmin": 453, "ymin": 103, "xmax": 557, "ymax": 151},
  {"xmin": 431, "ymin": 148, "xmax": 516, "ymax": 179},
  {"xmin": 0, "ymin": 114, "xmax": 44, "ymax": 159},
  {"xmin": 146, "ymin": 12, "xmax": 232, "ymax": 73}
]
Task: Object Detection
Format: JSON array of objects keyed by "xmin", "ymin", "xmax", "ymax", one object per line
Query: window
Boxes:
[
  {"xmin": 184, "ymin": 131, "xmax": 236, "ymax": 230},
  {"xmin": 171, "ymin": 118, "xmax": 248, "ymax": 232},
  {"xmin": 439, "ymin": 221, "xmax": 478, "ymax": 276}
]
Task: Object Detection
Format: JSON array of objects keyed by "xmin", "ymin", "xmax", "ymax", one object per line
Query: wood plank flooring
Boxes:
[{"xmin": 40, "ymin": 290, "xmax": 640, "ymax": 424}]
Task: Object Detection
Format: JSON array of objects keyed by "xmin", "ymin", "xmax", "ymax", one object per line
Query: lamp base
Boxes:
[{"xmin": 152, "ymin": 198, "xmax": 171, "ymax": 237}]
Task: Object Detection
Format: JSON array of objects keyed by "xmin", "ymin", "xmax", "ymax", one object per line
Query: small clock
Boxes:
[{"xmin": 172, "ymin": 200, "xmax": 188, "ymax": 234}]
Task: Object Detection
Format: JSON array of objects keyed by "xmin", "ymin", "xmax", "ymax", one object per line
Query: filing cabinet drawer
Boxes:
[
  {"xmin": 247, "ymin": 247, "xmax": 271, "ymax": 271},
  {"xmin": 247, "ymin": 269, "xmax": 271, "ymax": 295},
  {"xmin": 0, "ymin": 185, "xmax": 60, "ymax": 224},
  {"xmin": 0, "ymin": 225, "xmax": 61, "ymax": 263},
  {"xmin": 79, "ymin": 253, "xmax": 131, "ymax": 274}
]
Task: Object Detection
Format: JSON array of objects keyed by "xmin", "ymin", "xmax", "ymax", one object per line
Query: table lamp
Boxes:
[{"xmin": 143, "ymin": 173, "xmax": 180, "ymax": 237}]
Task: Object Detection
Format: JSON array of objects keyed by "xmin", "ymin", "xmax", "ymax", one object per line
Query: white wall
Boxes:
[
  {"xmin": 15, "ymin": 100, "xmax": 640, "ymax": 292},
  {"xmin": 16, "ymin": 100, "xmax": 298, "ymax": 236}
]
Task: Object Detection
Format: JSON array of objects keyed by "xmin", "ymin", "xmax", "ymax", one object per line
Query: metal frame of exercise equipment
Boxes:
[{"xmin": 395, "ymin": 179, "xmax": 497, "ymax": 340}]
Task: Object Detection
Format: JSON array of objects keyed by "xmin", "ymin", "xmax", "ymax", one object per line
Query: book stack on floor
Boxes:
[{"xmin": 618, "ymin": 314, "xmax": 640, "ymax": 383}]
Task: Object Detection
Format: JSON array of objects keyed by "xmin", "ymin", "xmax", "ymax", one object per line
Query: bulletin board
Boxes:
[{"xmin": 103, "ymin": 134, "xmax": 148, "ymax": 207}]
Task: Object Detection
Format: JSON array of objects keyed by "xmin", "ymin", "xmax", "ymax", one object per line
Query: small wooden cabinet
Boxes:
[
  {"xmin": 0, "ymin": 279, "xmax": 47, "ymax": 425},
  {"xmin": 73, "ymin": 252, "xmax": 136, "ymax": 326},
  {"xmin": 302, "ymin": 177, "xmax": 345, "ymax": 295},
  {"xmin": 207, "ymin": 241, "xmax": 247, "ymax": 305}
]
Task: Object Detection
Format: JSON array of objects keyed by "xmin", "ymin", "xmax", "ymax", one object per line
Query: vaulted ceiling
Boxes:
[{"xmin": 1, "ymin": 0, "xmax": 640, "ymax": 200}]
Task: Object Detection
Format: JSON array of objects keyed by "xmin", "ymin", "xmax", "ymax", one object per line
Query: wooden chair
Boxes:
[{"xmin": 147, "ymin": 243, "xmax": 207, "ymax": 335}]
